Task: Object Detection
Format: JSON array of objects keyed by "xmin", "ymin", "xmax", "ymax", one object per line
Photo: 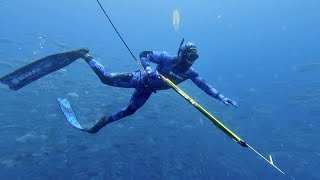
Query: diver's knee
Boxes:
[
  {"xmin": 99, "ymin": 73, "xmax": 115, "ymax": 85},
  {"xmin": 139, "ymin": 51, "xmax": 152, "ymax": 58},
  {"xmin": 124, "ymin": 106, "xmax": 137, "ymax": 116},
  {"xmin": 100, "ymin": 77, "xmax": 113, "ymax": 85},
  {"xmin": 101, "ymin": 73, "xmax": 134, "ymax": 86}
]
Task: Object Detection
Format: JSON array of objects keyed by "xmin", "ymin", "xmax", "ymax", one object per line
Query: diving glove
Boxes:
[
  {"xmin": 145, "ymin": 66, "xmax": 159, "ymax": 79},
  {"xmin": 217, "ymin": 94, "xmax": 238, "ymax": 107}
]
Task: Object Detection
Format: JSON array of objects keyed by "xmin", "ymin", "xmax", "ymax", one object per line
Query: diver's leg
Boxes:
[
  {"xmin": 0, "ymin": 48, "xmax": 89, "ymax": 90},
  {"xmin": 53, "ymin": 48, "xmax": 89, "ymax": 61},
  {"xmin": 82, "ymin": 54, "xmax": 142, "ymax": 88},
  {"xmin": 85, "ymin": 88, "xmax": 153, "ymax": 133}
]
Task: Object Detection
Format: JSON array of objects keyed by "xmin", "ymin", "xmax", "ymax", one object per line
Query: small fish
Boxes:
[
  {"xmin": 199, "ymin": 117, "xmax": 204, "ymax": 125},
  {"xmin": 66, "ymin": 92, "xmax": 79, "ymax": 98},
  {"xmin": 54, "ymin": 42, "xmax": 72, "ymax": 50},
  {"xmin": 0, "ymin": 38, "xmax": 14, "ymax": 44}
]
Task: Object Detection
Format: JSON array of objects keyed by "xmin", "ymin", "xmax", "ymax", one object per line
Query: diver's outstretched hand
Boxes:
[{"xmin": 221, "ymin": 97, "xmax": 238, "ymax": 107}]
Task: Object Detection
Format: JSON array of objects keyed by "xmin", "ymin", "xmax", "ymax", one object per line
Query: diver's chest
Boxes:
[
  {"xmin": 168, "ymin": 71, "xmax": 188, "ymax": 81},
  {"xmin": 158, "ymin": 64, "xmax": 188, "ymax": 80}
]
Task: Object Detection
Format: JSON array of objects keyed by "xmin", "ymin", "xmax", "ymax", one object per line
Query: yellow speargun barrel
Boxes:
[
  {"xmin": 159, "ymin": 74, "xmax": 247, "ymax": 147},
  {"xmin": 159, "ymin": 74, "xmax": 285, "ymax": 175}
]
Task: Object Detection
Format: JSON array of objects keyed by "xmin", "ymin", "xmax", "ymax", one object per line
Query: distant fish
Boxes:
[
  {"xmin": 0, "ymin": 38, "xmax": 23, "ymax": 45},
  {"xmin": 294, "ymin": 62, "xmax": 320, "ymax": 72},
  {"xmin": 15, "ymin": 132, "xmax": 46, "ymax": 143},
  {"xmin": 57, "ymin": 68, "xmax": 67, "ymax": 74},
  {"xmin": 1, "ymin": 159, "xmax": 19, "ymax": 168},
  {"xmin": 0, "ymin": 38, "xmax": 14, "ymax": 44},
  {"xmin": 54, "ymin": 41, "xmax": 72, "ymax": 50},
  {"xmin": 66, "ymin": 92, "xmax": 79, "ymax": 98},
  {"xmin": 199, "ymin": 117, "xmax": 204, "ymax": 126},
  {"xmin": 247, "ymin": 88, "xmax": 256, "ymax": 92},
  {"xmin": 16, "ymin": 133, "xmax": 37, "ymax": 143},
  {"xmin": 48, "ymin": 113, "xmax": 57, "ymax": 117}
]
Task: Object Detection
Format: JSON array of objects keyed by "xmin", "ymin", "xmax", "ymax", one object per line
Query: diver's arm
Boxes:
[
  {"xmin": 188, "ymin": 68, "xmax": 238, "ymax": 107},
  {"xmin": 189, "ymin": 68, "xmax": 220, "ymax": 98},
  {"xmin": 139, "ymin": 51, "xmax": 171, "ymax": 72},
  {"xmin": 139, "ymin": 51, "xmax": 153, "ymax": 69}
]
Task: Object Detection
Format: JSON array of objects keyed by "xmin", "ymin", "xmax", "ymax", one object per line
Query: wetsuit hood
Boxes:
[{"xmin": 174, "ymin": 39, "xmax": 199, "ymax": 72}]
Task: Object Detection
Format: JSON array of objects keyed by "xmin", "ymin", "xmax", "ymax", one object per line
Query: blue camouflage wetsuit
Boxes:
[
  {"xmin": 0, "ymin": 42, "xmax": 237, "ymax": 134},
  {"xmin": 82, "ymin": 42, "xmax": 237, "ymax": 133}
]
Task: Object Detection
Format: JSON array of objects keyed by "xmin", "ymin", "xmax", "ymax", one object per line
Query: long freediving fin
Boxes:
[
  {"xmin": 0, "ymin": 48, "xmax": 88, "ymax": 90},
  {"xmin": 57, "ymin": 98, "xmax": 84, "ymax": 131}
]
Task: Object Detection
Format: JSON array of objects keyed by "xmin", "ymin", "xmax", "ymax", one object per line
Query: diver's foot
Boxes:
[
  {"xmin": 82, "ymin": 53, "xmax": 94, "ymax": 62},
  {"xmin": 74, "ymin": 48, "xmax": 94, "ymax": 62},
  {"xmin": 86, "ymin": 116, "xmax": 110, "ymax": 134},
  {"xmin": 69, "ymin": 48, "xmax": 90, "ymax": 60},
  {"xmin": 77, "ymin": 48, "xmax": 89, "ymax": 55}
]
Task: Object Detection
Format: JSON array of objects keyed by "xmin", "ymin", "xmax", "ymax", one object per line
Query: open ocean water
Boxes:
[{"xmin": 0, "ymin": 0, "xmax": 319, "ymax": 179}]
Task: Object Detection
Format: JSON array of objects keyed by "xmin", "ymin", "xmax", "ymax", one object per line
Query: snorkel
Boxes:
[{"xmin": 177, "ymin": 38, "xmax": 185, "ymax": 59}]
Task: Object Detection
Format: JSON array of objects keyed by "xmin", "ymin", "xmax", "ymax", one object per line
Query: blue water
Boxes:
[{"xmin": 1, "ymin": 0, "xmax": 319, "ymax": 179}]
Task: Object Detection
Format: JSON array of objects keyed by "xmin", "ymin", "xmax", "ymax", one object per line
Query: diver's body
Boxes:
[{"xmin": 79, "ymin": 41, "xmax": 238, "ymax": 133}]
